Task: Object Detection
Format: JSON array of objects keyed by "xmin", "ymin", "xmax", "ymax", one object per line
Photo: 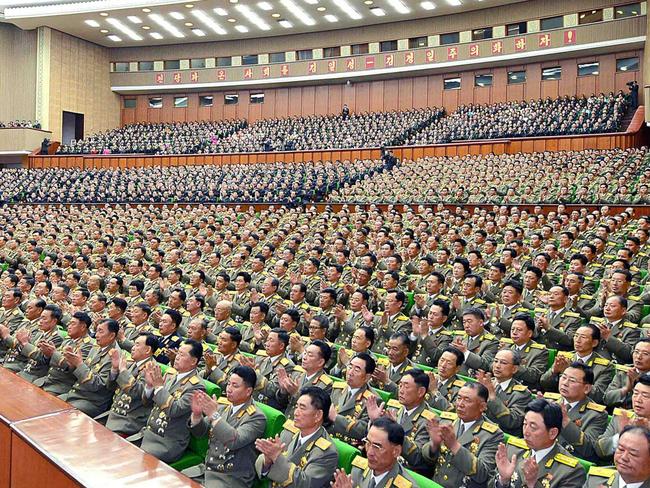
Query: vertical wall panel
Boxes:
[
  {"xmin": 328, "ymin": 84, "xmax": 343, "ymax": 115},
  {"xmin": 288, "ymin": 87, "xmax": 302, "ymax": 116},
  {"xmin": 302, "ymin": 86, "xmax": 316, "ymax": 116},
  {"xmin": 276, "ymin": 88, "xmax": 289, "ymax": 117},
  {"xmin": 384, "ymin": 80, "xmax": 399, "ymax": 111},
  {"xmin": 398, "ymin": 79, "xmax": 413, "ymax": 110},
  {"xmin": 314, "ymin": 86, "xmax": 329, "ymax": 115},
  {"xmin": 412, "ymin": 77, "xmax": 428, "ymax": 109},
  {"xmin": 356, "ymin": 82, "xmax": 371, "ymax": 113},
  {"xmin": 369, "ymin": 81, "xmax": 385, "ymax": 112}
]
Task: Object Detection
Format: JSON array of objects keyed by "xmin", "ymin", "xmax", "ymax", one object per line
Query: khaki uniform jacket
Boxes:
[
  {"xmin": 543, "ymin": 393, "xmax": 608, "ymax": 462},
  {"xmin": 140, "ymin": 369, "xmax": 206, "ymax": 463},
  {"xmin": 0, "ymin": 306, "xmax": 26, "ymax": 361},
  {"xmin": 4, "ymin": 326, "xmax": 63, "ymax": 377},
  {"xmin": 387, "ymin": 399, "xmax": 437, "ymax": 474},
  {"xmin": 496, "ymin": 438, "xmax": 586, "ymax": 488},
  {"xmin": 589, "ymin": 317, "xmax": 640, "ymax": 364},
  {"xmin": 33, "ymin": 335, "xmax": 95, "ymax": 396},
  {"xmin": 423, "ymin": 413, "xmax": 503, "ymax": 488},
  {"xmin": 540, "ymin": 352, "xmax": 614, "ymax": 404},
  {"xmin": 371, "ymin": 312, "xmax": 412, "ymax": 355},
  {"xmin": 501, "ymin": 339, "xmax": 549, "ymax": 389},
  {"xmin": 64, "ymin": 341, "xmax": 120, "ymax": 417},
  {"xmin": 584, "ymin": 467, "xmax": 650, "ymax": 488},
  {"xmin": 539, "ymin": 309, "xmax": 584, "ymax": 351},
  {"xmin": 458, "ymin": 330, "xmax": 499, "ymax": 376},
  {"xmin": 255, "ymin": 423, "xmax": 338, "ymax": 488},
  {"xmin": 485, "ymin": 379, "xmax": 531, "ymax": 437},
  {"xmin": 334, "ymin": 310, "xmax": 366, "ymax": 348},
  {"xmin": 328, "ymin": 382, "xmax": 378, "ymax": 447},
  {"xmin": 187, "ymin": 397, "xmax": 266, "ymax": 488},
  {"xmin": 253, "ymin": 351, "xmax": 296, "ymax": 411},
  {"xmin": 350, "ymin": 457, "xmax": 417, "ymax": 488},
  {"xmin": 603, "ymin": 364, "xmax": 638, "ymax": 410},
  {"xmin": 201, "ymin": 351, "xmax": 242, "ymax": 391},
  {"xmin": 281, "ymin": 367, "xmax": 333, "ymax": 419},
  {"xmin": 595, "ymin": 408, "xmax": 635, "ymax": 461},
  {"xmin": 429, "ymin": 375, "xmax": 467, "ymax": 412},
  {"xmin": 104, "ymin": 357, "xmax": 156, "ymax": 435},
  {"xmin": 413, "ymin": 328, "xmax": 454, "ymax": 367}
]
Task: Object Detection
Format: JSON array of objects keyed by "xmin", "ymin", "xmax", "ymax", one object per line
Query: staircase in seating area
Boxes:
[{"xmin": 620, "ymin": 107, "xmax": 638, "ymax": 132}]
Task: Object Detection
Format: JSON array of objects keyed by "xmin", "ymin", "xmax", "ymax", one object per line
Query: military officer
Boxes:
[
  {"xmin": 488, "ymin": 280, "xmax": 533, "ymax": 339},
  {"xmin": 333, "ymin": 290, "xmax": 370, "ymax": 348},
  {"xmin": 33, "ymin": 311, "xmax": 95, "ymax": 395},
  {"xmin": 62, "ymin": 318, "xmax": 121, "ymax": 417},
  {"xmin": 184, "ymin": 366, "xmax": 266, "ymax": 488},
  {"xmin": 584, "ymin": 425, "xmax": 650, "ymax": 488},
  {"xmin": 604, "ymin": 338, "xmax": 650, "ymax": 410},
  {"xmin": 477, "ymin": 349, "xmax": 531, "ymax": 437},
  {"xmin": 103, "ymin": 333, "xmax": 157, "ymax": 435},
  {"xmin": 501, "ymin": 313, "xmax": 549, "ymax": 389},
  {"xmin": 328, "ymin": 352, "xmax": 379, "ymax": 447},
  {"xmin": 371, "ymin": 332, "xmax": 416, "ymax": 395},
  {"xmin": 153, "ymin": 309, "xmax": 184, "ymax": 365},
  {"xmin": 255, "ymin": 386, "xmax": 339, "ymax": 488},
  {"xmin": 332, "ymin": 417, "xmax": 418, "ymax": 488},
  {"xmin": 450, "ymin": 307, "xmax": 499, "ymax": 376},
  {"xmin": 543, "ymin": 362, "xmax": 608, "ymax": 462},
  {"xmin": 367, "ymin": 290, "xmax": 412, "ymax": 355},
  {"xmin": 494, "ymin": 398, "xmax": 586, "ymax": 488},
  {"xmin": 137, "ymin": 339, "xmax": 206, "ymax": 463},
  {"xmin": 0, "ymin": 288, "xmax": 26, "ymax": 361},
  {"xmin": 428, "ymin": 346, "xmax": 467, "ymax": 411},
  {"xmin": 411, "ymin": 299, "xmax": 454, "ymax": 368},
  {"xmin": 423, "ymin": 382, "xmax": 503, "ymax": 488},
  {"xmin": 590, "ymin": 296, "xmax": 641, "ymax": 364},
  {"xmin": 537, "ymin": 285, "xmax": 585, "ymax": 351},
  {"xmin": 200, "ymin": 326, "xmax": 243, "ymax": 390}
]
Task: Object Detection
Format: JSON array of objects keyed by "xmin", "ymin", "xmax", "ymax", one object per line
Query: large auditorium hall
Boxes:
[{"xmin": 1, "ymin": 0, "xmax": 650, "ymax": 487}]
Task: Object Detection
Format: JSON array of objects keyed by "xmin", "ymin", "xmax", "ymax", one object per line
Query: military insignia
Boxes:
[{"xmin": 299, "ymin": 456, "xmax": 308, "ymax": 468}]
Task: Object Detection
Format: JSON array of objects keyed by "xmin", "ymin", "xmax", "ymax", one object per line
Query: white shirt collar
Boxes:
[
  {"xmin": 299, "ymin": 429, "xmax": 319, "ymax": 446},
  {"xmin": 619, "ymin": 478, "xmax": 644, "ymax": 488},
  {"xmin": 371, "ymin": 471, "xmax": 389, "ymax": 486},
  {"xmin": 460, "ymin": 420, "xmax": 477, "ymax": 433},
  {"xmin": 532, "ymin": 444, "xmax": 555, "ymax": 463},
  {"xmin": 349, "ymin": 387, "xmax": 360, "ymax": 398},
  {"xmin": 498, "ymin": 379, "xmax": 512, "ymax": 391},
  {"xmin": 231, "ymin": 403, "xmax": 246, "ymax": 415},
  {"xmin": 175, "ymin": 370, "xmax": 194, "ymax": 383},
  {"xmin": 564, "ymin": 398, "xmax": 580, "ymax": 410},
  {"xmin": 576, "ymin": 352, "xmax": 593, "ymax": 363}
]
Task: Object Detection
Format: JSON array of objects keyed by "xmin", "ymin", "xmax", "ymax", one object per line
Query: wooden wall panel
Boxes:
[
  {"xmin": 314, "ymin": 86, "xmax": 329, "ymax": 116},
  {"xmin": 0, "ymin": 24, "xmax": 37, "ymax": 123},
  {"xmin": 428, "ymin": 76, "xmax": 443, "ymax": 108},
  {"xmin": 276, "ymin": 88, "xmax": 289, "ymax": 118},
  {"xmin": 412, "ymin": 77, "xmax": 428, "ymax": 109},
  {"xmin": 288, "ymin": 87, "xmax": 302, "ymax": 117},
  {"xmin": 398, "ymin": 79, "xmax": 413, "ymax": 110},
  {"xmin": 384, "ymin": 80, "xmax": 399, "ymax": 111},
  {"xmin": 328, "ymin": 85, "xmax": 343, "ymax": 115}
]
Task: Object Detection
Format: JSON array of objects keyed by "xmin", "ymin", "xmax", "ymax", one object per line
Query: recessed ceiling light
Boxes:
[
  {"xmin": 192, "ymin": 10, "xmax": 228, "ymax": 35},
  {"xmin": 214, "ymin": 7, "xmax": 228, "ymax": 15},
  {"xmin": 235, "ymin": 4, "xmax": 271, "ymax": 30},
  {"xmin": 106, "ymin": 18, "xmax": 143, "ymax": 40},
  {"xmin": 446, "ymin": 0, "xmax": 461, "ymax": 5},
  {"xmin": 142, "ymin": 25, "xmax": 151, "ymax": 29},
  {"xmin": 333, "ymin": 0, "xmax": 362, "ymax": 19},
  {"xmin": 142, "ymin": 8, "xmax": 151, "ymax": 13},
  {"xmin": 257, "ymin": 2, "xmax": 272, "ymax": 10},
  {"xmin": 99, "ymin": 12, "xmax": 109, "ymax": 16},
  {"xmin": 227, "ymin": 17, "xmax": 237, "ymax": 22},
  {"xmin": 229, "ymin": 0, "xmax": 238, "ymax": 3},
  {"xmin": 278, "ymin": 19, "xmax": 292, "ymax": 27},
  {"xmin": 169, "ymin": 12, "xmax": 185, "ymax": 19},
  {"xmin": 127, "ymin": 16, "xmax": 142, "ymax": 24},
  {"xmin": 370, "ymin": 7, "xmax": 385, "ymax": 15},
  {"xmin": 85, "ymin": 19, "xmax": 100, "ymax": 27},
  {"xmin": 107, "ymin": 34, "xmax": 121, "ymax": 42},
  {"xmin": 323, "ymin": 14, "xmax": 337, "ymax": 22},
  {"xmin": 185, "ymin": 4, "xmax": 194, "ymax": 8},
  {"xmin": 149, "ymin": 13, "xmax": 185, "ymax": 37},
  {"xmin": 192, "ymin": 28, "xmax": 206, "ymax": 36},
  {"xmin": 185, "ymin": 22, "xmax": 193, "ymax": 26},
  {"xmin": 271, "ymin": 12, "xmax": 281, "ymax": 17},
  {"xmin": 304, "ymin": 0, "xmax": 318, "ymax": 4},
  {"xmin": 420, "ymin": 1, "xmax": 435, "ymax": 9},
  {"xmin": 386, "ymin": 0, "xmax": 410, "ymax": 13},
  {"xmin": 280, "ymin": 0, "xmax": 315, "ymax": 25},
  {"xmin": 317, "ymin": 6, "xmax": 326, "ymax": 11},
  {"xmin": 234, "ymin": 24, "xmax": 248, "ymax": 32},
  {"xmin": 150, "ymin": 32, "xmax": 163, "ymax": 39},
  {"xmin": 100, "ymin": 29, "xmax": 108, "ymax": 33},
  {"xmin": 364, "ymin": 0, "xmax": 373, "ymax": 4}
]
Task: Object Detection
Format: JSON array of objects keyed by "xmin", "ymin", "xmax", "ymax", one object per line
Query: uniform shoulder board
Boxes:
[
  {"xmin": 629, "ymin": 295, "xmax": 641, "ymax": 302},
  {"xmin": 543, "ymin": 392, "xmax": 562, "ymax": 401},
  {"xmin": 283, "ymin": 419, "xmax": 299, "ymax": 434},
  {"xmin": 586, "ymin": 402, "xmax": 606, "ymax": 412},
  {"xmin": 453, "ymin": 379, "xmax": 466, "ymax": 388},
  {"xmin": 615, "ymin": 364, "xmax": 631, "ymax": 373},
  {"xmin": 320, "ymin": 375, "xmax": 333, "ymax": 385},
  {"xmin": 623, "ymin": 322, "xmax": 638, "ymax": 329},
  {"xmin": 530, "ymin": 342, "xmax": 546, "ymax": 350},
  {"xmin": 554, "ymin": 453, "xmax": 579, "ymax": 468},
  {"xmin": 516, "ymin": 307, "xmax": 530, "ymax": 313},
  {"xmin": 387, "ymin": 399, "xmax": 402, "ymax": 409},
  {"xmin": 483, "ymin": 333, "xmax": 496, "ymax": 340},
  {"xmin": 441, "ymin": 330, "xmax": 453, "ymax": 336},
  {"xmin": 501, "ymin": 338, "xmax": 514, "ymax": 344},
  {"xmin": 165, "ymin": 367, "xmax": 178, "ymax": 375},
  {"xmin": 507, "ymin": 436, "xmax": 529, "ymax": 450},
  {"xmin": 283, "ymin": 300, "xmax": 293, "ymax": 306},
  {"xmin": 439, "ymin": 411, "xmax": 458, "ymax": 421},
  {"xmin": 564, "ymin": 311, "xmax": 581, "ymax": 318},
  {"xmin": 513, "ymin": 385, "xmax": 528, "ymax": 392},
  {"xmin": 362, "ymin": 390, "xmax": 373, "ymax": 399},
  {"xmin": 594, "ymin": 357, "xmax": 610, "ymax": 366},
  {"xmin": 256, "ymin": 350, "xmax": 268, "ymax": 357},
  {"xmin": 332, "ymin": 382, "xmax": 346, "ymax": 389},
  {"xmin": 591, "ymin": 263, "xmax": 603, "ymax": 268},
  {"xmin": 534, "ymin": 308, "xmax": 546, "ymax": 314},
  {"xmin": 293, "ymin": 365, "xmax": 306, "ymax": 373},
  {"xmin": 421, "ymin": 410, "xmax": 436, "ymax": 420},
  {"xmin": 351, "ymin": 456, "xmax": 368, "ymax": 470},
  {"xmin": 393, "ymin": 475, "xmax": 412, "ymax": 488},
  {"xmin": 300, "ymin": 303, "xmax": 310, "ymax": 310},
  {"xmin": 589, "ymin": 466, "xmax": 616, "ymax": 478},
  {"xmin": 189, "ymin": 376, "xmax": 200, "ymax": 385},
  {"xmin": 171, "ymin": 335, "xmax": 179, "ymax": 341},
  {"xmin": 377, "ymin": 311, "xmax": 385, "ymax": 316},
  {"xmin": 12, "ymin": 309, "xmax": 19, "ymax": 315},
  {"xmin": 580, "ymin": 294, "xmax": 593, "ymax": 299},
  {"xmin": 474, "ymin": 299, "xmax": 486, "ymax": 305},
  {"xmin": 439, "ymin": 294, "xmax": 449, "ymax": 301},
  {"xmin": 315, "ymin": 437, "xmax": 332, "ymax": 451},
  {"xmin": 481, "ymin": 421, "xmax": 498, "ymax": 433},
  {"xmin": 613, "ymin": 408, "xmax": 634, "ymax": 418},
  {"xmin": 280, "ymin": 358, "xmax": 290, "ymax": 366},
  {"xmin": 83, "ymin": 337, "xmax": 92, "ymax": 343},
  {"xmin": 398, "ymin": 315, "xmax": 409, "ymax": 321}
]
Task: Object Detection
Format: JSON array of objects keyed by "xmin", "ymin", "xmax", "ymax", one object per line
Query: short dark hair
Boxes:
[
  {"xmin": 464, "ymin": 382, "xmax": 489, "ymax": 402},
  {"xmin": 140, "ymin": 333, "xmax": 160, "ymax": 351},
  {"xmin": 270, "ymin": 327, "xmax": 290, "ymax": 348},
  {"xmin": 504, "ymin": 279, "xmax": 524, "ymax": 295},
  {"xmin": 311, "ymin": 339, "xmax": 332, "ymax": 364},
  {"xmin": 232, "ymin": 365, "xmax": 257, "ymax": 389},
  {"xmin": 111, "ymin": 297, "xmax": 128, "ymax": 313},
  {"xmin": 513, "ymin": 313, "xmax": 535, "ymax": 332},
  {"xmin": 371, "ymin": 417, "xmax": 405, "ymax": 446},
  {"xmin": 463, "ymin": 307, "xmax": 485, "ymax": 322},
  {"xmin": 566, "ymin": 362, "xmax": 595, "ymax": 385},
  {"xmin": 300, "ymin": 386, "xmax": 332, "ymax": 427},
  {"xmin": 43, "ymin": 304, "xmax": 62, "ymax": 322},
  {"xmin": 184, "ymin": 338, "xmax": 203, "ymax": 361},
  {"xmin": 620, "ymin": 425, "xmax": 650, "ymax": 455},
  {"xmin": 223, "ymin": 326, "xmax": 242, "ymax": 345},
  {"xmin": 403, "ymin": 368, "xmax": 430, "ymax": 391},
  {"xmin": 354, "ymin": 352, "xmax": 376, "ymax": 375},
  {"xmin": 525, "ymin": 398, "xmax": 563, "ymax": 433},
  {"xmin": 101, "ymin": 318, "xmax": 120, "ymax": 335},
  {"xmin": 72, "ymin": 311, "xmax": 91, "ymax": 328},
  {"xmin": 358, "ymin": 325, "xmax": 375, "ymax": 348},
  {"xmin": 164, "ymin": 309, "xmax": 183, "ymax": 328},
  {"xmin": 442, "ymin": 346, "xmax": 465, "ymax": 367}
]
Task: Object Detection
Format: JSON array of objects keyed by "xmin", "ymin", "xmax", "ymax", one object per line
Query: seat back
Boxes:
[
  {"xmin": 333, "ymin": 438, "xmax": 360, "ymax": 473},
  {"xmin": 255, "ymin": 401, "xmax": 286, "ymax": 438}
]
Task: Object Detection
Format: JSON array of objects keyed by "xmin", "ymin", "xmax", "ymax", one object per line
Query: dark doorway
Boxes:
[{"xmin": 62, "ymin": 111, "xmax": 84, "ymax": 144}]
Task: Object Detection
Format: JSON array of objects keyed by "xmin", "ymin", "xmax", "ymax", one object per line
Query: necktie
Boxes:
[
  {"xmin": 458, "ymin": 422, "xmax": 465, "ymax": 437},
  {"xmin": 495, "ymin": 384, "xmax": 503, "ymax": 395},
  {"xmin": 368, "ymin": 478, "xmax": 376, "ymax": 488}
]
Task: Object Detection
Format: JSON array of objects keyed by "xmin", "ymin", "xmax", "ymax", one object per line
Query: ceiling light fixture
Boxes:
[
  {"xmin": 185, "ymin": 4, "xmax": 194, "ymax": 8},
  {"xmin": 184, "ymin": 22, "xmax": 193, "ymax": 26},
  {"xmin": 278, "ymin": 19, "xmax": 292, "ymax": 27},
  {"xmin": 323, "ymin": 13, "xmax": 337, "ymax": 21},
  {"xmin": 271, "ymin": 12, "xmax": 281, "ymax": 17},
  {"xmin": 192, "ymin": 28, "xmax": 206, "ymax": 36},
  {"xmin": 370, "ymin": 7, "xmax": 385, "ymax": 15},
  {"xmin": 142, "ymin": 8, "xmax": 151, "ymax": 13},
  {"xmin": 332, "ymin": 0, "xmax": 362, "ymax": 19},
  {"xmin": 99, "ymin": 11, "xmax": 108, "ymax": 16},
  {"xmin": 317, "ymin": 6, "xmax": 326, "ymax": 11},
  {"xmin": 386, "ymin": 0, "xmax": 410, "ymax": 13},
  {"xmin": 227, "ymin": 17, "xmax": 236, "ymax": 22},
  {"xmin": 142, "ymin": 25, "xmax": 151, "ymax": 29},
  {"xmin": 280, "ymin": 0, "xmax": 315, "ymax": 25},
  {"xmin": 107, "ymin": 34, "xmax": 121, "ymax": 41},
  {"xmin": 214, "ymin": 7, "xmax": 228, "ymax": 15},
  {"xmin": 106, "ymin": 17, "xmax": 143, "ymax": 40},
  {"xmin": 169, "ymin": 11, "xmax": 185, "ymax": 19},
  {"xmin": 420, "ymin": 1, "xmax": 435, "ymax": 9},
  {"xmin": 234, "ymin": 24, "xmax": 248, "ymax": 32},
  {"xmin": 234, "ymin": 4, "xmax": 270, "ymax": 30},
  {"xmin": 150, "ymin": 32, "xmax": 163, "ymax": 39},
  {"xmin": 127, "ymin": 15, "xmax": 142, "ymax": 23},
  {"xmin": 258, "ymin": 1, "xmax": 272, "ymax": 10},
  {"xmin": 84, "ymin": 19, "xmax": 100, "ymax": 27},
  {"xmin": 100, "ymin": 29, "xmax": 108, "ymax": 33},
  {"xmin": 149, "ymin": 13, "xmax": 185, "ymax": 37},
  {"xmin": 446, "ymin": 0, "xmax": 461, "ymax": 5},
  {"xmin": 192, "ymin": 9, "xmax": 227, "ymax": 34}
]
